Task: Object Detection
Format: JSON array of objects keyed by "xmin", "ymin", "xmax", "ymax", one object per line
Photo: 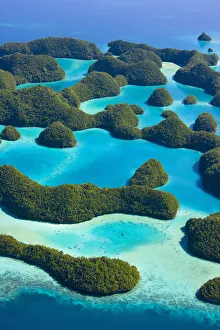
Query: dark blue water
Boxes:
[
  {"xmin": 1, "ymin": 0, "xmax": 220, "ymax": 50},
  {"xmin": 1, "ymin": 292, "xmax": 219, "ymax": 330},
  {"xmin": 1, "ymin": 1, "xmax": 220, "ymax": 329}
]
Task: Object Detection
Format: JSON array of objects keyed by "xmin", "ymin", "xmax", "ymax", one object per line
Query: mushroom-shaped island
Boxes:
[
  {"xmin": 193, "ymin": 113, "xmax": 217, "ymax": 133},
  {"xmin": 38, "ymin": 122, "xmax": 77, "ymax": 148},
  {"xmin": 147, "ymin": 88, "xmax": 173, "ymax": 107},
  {"xmin": 0, "ymin": 125, "xmax": 21, "ymax": 141},
  {"xmin": 198, "ymin": 278, "xmax": 220, "ymax": 304},
  {"xmin": 130, "ymin": 159, "xmax": 168, "ymax": 188},
  {"xmin": 198, "ymin": 32, "xmax": 212, "ymax": 41},
  {"xmin": 183, "ymin": 95, "xmax": 197, "ymax": 105}
]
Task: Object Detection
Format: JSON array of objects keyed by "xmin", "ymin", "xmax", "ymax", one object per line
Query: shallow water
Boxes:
[{"xmin": 1, "ymin": 1, "xmax": 220, "ymax": 329}]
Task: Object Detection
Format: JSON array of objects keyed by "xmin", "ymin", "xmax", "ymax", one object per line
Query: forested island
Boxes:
[
  {"xmin": 38, "ymin": 122, "xmax": 77, "ymax": 148},
  {"xmin": 0, "ymin": 125, "xmax": 21, "ymax": 141},
  {"xmin": 186, "ymin": 213, "xmax": 220, "ymax": 304},
  {"xmin": 0, "ymin": 235, "xmax": 140, "ymax": 296},
  {"xmin": 147, "ymin": 88, "xmax": 173, "ymax": 107},
  {"xmin": 0, "ymin": 37, "xmax": 102, "ymax": 59},
  {"xmin": 0, "ymin": 164, "xmax": 178, "ymax": 223},
  {"xmin": 0, "ymin": 53, "xmax": 65, "ymax": 84},
  {"xmin": 108, "ymin": 40, "xmax": 220, "ymax": 97},
  {"xmin": 0, "ymin": 36, "xmax": 220, "ymax": 306},
  {"xmin": 199, "ymin": 148, "xmax": 220, "ymax": 196}
]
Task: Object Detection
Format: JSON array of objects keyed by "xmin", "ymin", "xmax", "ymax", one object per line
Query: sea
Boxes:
[{"xmin": 0, "ymin": 0, "xmax": 220, "ymax": 329}]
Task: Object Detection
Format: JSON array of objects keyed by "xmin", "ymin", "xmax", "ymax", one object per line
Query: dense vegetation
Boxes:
[
  {"xmin": 88, "ymin": 56, "xmax": 127, "ymax": 77},
  {"xmin": 0, "ymin": 165, "xmax": 179, "ymax": 223},
  {"xmin": 71, "ymin": 72, "xmax": 121, "ymax": 102},
  {"xmin": 0, "ymin": 88, "xmax": 143, "ymax": 140},
  {"xmin": 108, "ymin": 40, "xmax": 218, "ymax": 67},
  {"xmin": 38, "ymin": 122, "xmax": 77, "ymax": 148},
  {"xmin": 183, "ymin": 95, "xmax": 197, "ymax": 105},
  {"xmin": 186, "ymin": 212, "xmax": 220, "ymax": 305},
  {"xmin": 129, "ymin": 104, "xmax": 144, "ymax": 115},
  {"xmin": 199, "ymin": 148, "xmax": 220, "ymax": 196},
  {"xmin": 174, "ymin": 63, "xmax": 220, "ymax": 96},
  {"xmin": 211, "ymin": 92, "xmax": 220, "ymax": 107},
  {"xmin": 198, "ymin": 32, "xmax": 212, "ymax": 41},
  {"xmin": 0, "ymin": 125, "xmax": 21, "ymax": 141},
  {"xmin": 97, "ymin": 104, "xmax": 142, "ymax": 140},
  {"xmin": 186, "ymin": 213, "xmax": 220, "ymax": 263},
  {"xmin": 130, "ymin": 159, "xmax": 168, "ymax": 188},
  {"xmin": 0, "ymin": 69, "xmax": 16, "ymax": 90},
  {"xmin": 193, "ymin": 113, "xmax": 217, "ymax": 133},
  {"xmin": 114, "ymin": 75, "xmax": 128, "ymax": 87},
  {"xmin": 88, "ymin": 56, "xmax": 167, "ymax": 86},
  {"xmin": 142, "ymin": 112, "xmax": 220, "ymax": 152},
  {"xmin": 60, "ymin": 88, "xmax": 81, "ymax": 108},
  {"xmin": 198, "ymin": 278, "xmax": 220, "ymax": 304},
  {"xmin": 0, "ymin": 37, "xmax": 102, "ymax": 59},
  {"xmin": 119, "ymin": 49, "xmax": 162, "ymax": 67},
  {"xmin": 0, "ymin": 235, "xmax": 140, "ymax": 296},
  {"xmin": 125, "ymin": 61, "xmax": 167, "ymax": 86},
  {"xmin": 108, "ymin": 40, "xmax": 219, "ymax": 96},
  {"xmin": 0, "ymin": 86, "xmax": 94, "ymax": 129},
  {"xmin": 0, "ymin": 53, "xmax": 65, "ymax": 84},
  {"xmin": 147, "ymin": 88, "xmax": 173, "ymax": 107}
]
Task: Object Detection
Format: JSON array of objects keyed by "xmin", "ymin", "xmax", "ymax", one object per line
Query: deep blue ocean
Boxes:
[{"xmin": 0, "ymin": 1, "xmax": 220, "ymax": 329}]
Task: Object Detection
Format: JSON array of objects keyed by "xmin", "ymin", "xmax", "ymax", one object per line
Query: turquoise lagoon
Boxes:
[{"xmin": 0, "ymin": 52, "xmax": 220, "ymax": 329}]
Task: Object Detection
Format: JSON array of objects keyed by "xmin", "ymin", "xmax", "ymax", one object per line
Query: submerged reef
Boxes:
[
  {"xmin": 198, "ymin": 32, "xmax": 212, "ymax": 41},
  {"xmin": 0, "ymin": 235, "xmax": 140, "ymax": 296},
  {"xmin": 0, "ymin": 37, "xmax": 102, "ymax": 59},
  {"xmin": 199, "ymin": 148, "xmax": 220, "ymax": 196},
  {"xmin": 88, "ymin": 56, "xmax": 167, "ymax": 86},
  {"xmin": 0, "ymin": 53, "xmax": 65, "ymax": 84},
  {"xmin": 38, "ymin": 122, "xmax": 77, "ymax": 148},
  {"xmin": 198, "ymin": 278, "xmax": 220, "ymax": 304},
  {"xmin": 0, "ymin": 69, "xmax": 16, "ymax": 90},
  {"xmin": 0, "ymin": 125, "xmax": 21, "ymax": 141},
  {"xmin": 0, "ymin": 165, "xmax": 179, "ymax": 223},
  {"xmin": 183, "ymin": 95, "xmax": 197, "ymax": 105},
  {"xmin": 193, "ymin": 113, "xmax": 217, "ymax": 133},
  {"xmin": 186, "ymin": 213, "xmax": 220, "ymax": 263},
  {"xmin": 130, "ymin": 159, "xmax": 168, "ymax": 188},
  {"xmin": 147, "ymin": 88, "xmax": 173, "ymax": 107}
]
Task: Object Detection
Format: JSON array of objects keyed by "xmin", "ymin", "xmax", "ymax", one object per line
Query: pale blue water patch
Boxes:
[
  {"xmin": 0, "ymin": 128, "xmax": 73, "ymax": 183},
  {"xmin": 16, "ymin": 58, "xmax": 95, "ymax": 92},
  {"xmin": 81, "ymin": 63, "xmax": 220, "ymax": 130},
  {"xmin": 48, "ymin": 221, "xmax": 166, "ymax": 257},
  {"xmin": 0, "ymin": 126, "xmax": 215, "ymax": 215}
]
